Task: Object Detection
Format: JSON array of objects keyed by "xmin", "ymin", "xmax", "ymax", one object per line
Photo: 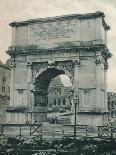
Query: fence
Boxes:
[{"xmin": 0, "ymin": 123, "xmax": 116, "ymax": 141}]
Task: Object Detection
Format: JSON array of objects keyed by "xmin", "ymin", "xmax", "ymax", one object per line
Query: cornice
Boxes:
[
  {"xmin": 6, "ymin": 44, "xmax": 110, "ymax": 57},
  {"xmin": 102, "ymin": 18, "xmax": 110, "ymax": 30},
  {"xmin": 9, "ymin": 11, "xmax": 109, "ymax": 30},
  {"xmin": 78, "ymin": 111, "xmax": 109, "ymax": 115},
  {"xmin": 6, "ymin": 106, "xmax": 29, "ymax": 113}
]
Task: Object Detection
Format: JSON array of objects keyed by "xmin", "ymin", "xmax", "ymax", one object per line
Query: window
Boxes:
[
  {"xmin": 111, "ymin": 101, "xmax": 114, "ymax": 108},
  {"xmin": 59, "ymin": 90, "xmax": 61, "ymax": 95},
  {"xmin": 108, "ymin": 101, "xmax": 110, "ymax": 109},
  {"xmin": 2, "ymin": 87, "xmax": 5, "ymax": 93},
  {"xmin": 58, "ymin": 98, "xmax": 61, "ymax": 105},
  {"xmin": 49, "ymin": 102, "xmax": 52, "ymax": 106},
  {"xmin": 53, "ymin": 99, "xmax": 56, "ymax": 106},
  {"xmin": 2, "ymin": 76, "xmax": 6, "ymax": 85},
  {"xmin": 8, "ymin": 87, "xmax": 10, "ymax": 93},
  {"xmin": 69, "ymin": 99, "xmax": 72, "ymax": 105},
  {"xmin": 111, "ymin": 111, "xmax": 114, "ymax": 117},
  {"xmin": 62, "ymin": 98, "xmax": 66, "ymax": 105}
]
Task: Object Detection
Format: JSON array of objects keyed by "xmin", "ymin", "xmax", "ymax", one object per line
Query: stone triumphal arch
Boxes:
[{"xmin": 6, "ymin": 11, "xmax": 111, "ymax": 126}]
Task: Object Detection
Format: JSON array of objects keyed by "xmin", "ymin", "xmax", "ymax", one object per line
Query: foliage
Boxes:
[{"xmin": 1, "ymin": 137, "xmax": 116, "ymax": 155}]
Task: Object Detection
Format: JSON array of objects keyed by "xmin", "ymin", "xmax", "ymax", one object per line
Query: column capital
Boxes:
[
  {"xmin": 9, "ymin": 61, "xmax": 16, "ymax": 68},
  {"xmin": 27, "ymin": 62, "xmax": 32, "ymax": 68},
  {"xmin": 73, "ymin": 59, "xmax": 80, "ymax": 65},
  {"xmin": 95, "ymin": 57, "xmax": 107, "ymax": 66},
  {"xmin": 95, "ymin": 58, "xmax": 102, "ymax": 65},
  {"xmin": 104, "ymin": 61, "xmax": 108, "ymax": 70}
]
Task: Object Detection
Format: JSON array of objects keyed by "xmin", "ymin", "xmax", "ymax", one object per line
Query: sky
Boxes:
[{"xmin": 0, "ymin": 0, "xmax": 116, "ymax": 91}]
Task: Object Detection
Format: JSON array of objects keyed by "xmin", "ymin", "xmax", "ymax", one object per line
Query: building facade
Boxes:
[
  {"xmin": 107, "ymin": 92, "xmax": 116, "ymax": 119},
  {"xmin": 0, "ymin": 60, "xmax": 10, "ymax": 123},
  {"xmin": 0, "ymin": 60, "xmax": 10, "ymax": 99},
  {"xmin": 48, "ymin": 76, "xmax": 73, "ymax": 112}
]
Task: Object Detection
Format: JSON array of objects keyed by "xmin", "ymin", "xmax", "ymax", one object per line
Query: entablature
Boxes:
[{"xmin": 7, "ymin": 44, "xmax": 111, "ymax": 58}]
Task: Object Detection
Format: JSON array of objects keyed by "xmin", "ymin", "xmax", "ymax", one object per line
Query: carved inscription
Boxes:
[{"xmin": 29, "ymin": 20, "xmax": 78, "ymax": 43}]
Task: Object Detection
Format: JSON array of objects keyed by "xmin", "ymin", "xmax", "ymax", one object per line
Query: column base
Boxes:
[
  {"xmin": 71, "ymin": 112, "xmax": 109, "ymax": 126},
  {"xmin": 6, "ymin": 106, "xmax": 30, "ymax": 124},
  {"xmin": 33, "ymin": 106, "xmax": 47, "ymax": 123},
  {"xmin": 6, "ymin": 106, "xmax": 47, "ymax": 124},
  {"xmin": 6, "ymin": 112, "xmax": 27, "ymax": 124}
]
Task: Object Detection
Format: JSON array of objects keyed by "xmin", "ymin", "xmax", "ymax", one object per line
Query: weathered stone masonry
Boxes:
[{"xmin": 6, "ymin": 11, "xmax": 111, "ymax": 126}]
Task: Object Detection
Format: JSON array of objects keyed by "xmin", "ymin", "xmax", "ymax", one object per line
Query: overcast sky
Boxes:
[{"xmin": 0, "ymin": 0, "xmax": 116, "ymax": 91}]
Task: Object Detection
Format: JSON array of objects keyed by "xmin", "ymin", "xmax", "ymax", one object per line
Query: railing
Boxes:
[{"xmin": 0, "ymin": 123, "xmax": 116, "ymax": 141}]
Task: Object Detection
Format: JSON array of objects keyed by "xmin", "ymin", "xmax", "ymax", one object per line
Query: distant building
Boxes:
[
  {"xmin": 0, "ymin": 60, "xmax": 10, "ymax": 123},
  {"xmin": 0, "ymin": 60, "xmax": 10, "ymax": 99},
  {"xmin": 48, "ymin": 76, "xmax": 73, "ymax": 112},
  {"xmin": 107, "ymin": 92, "xmax": 116, "ymax": 118}
]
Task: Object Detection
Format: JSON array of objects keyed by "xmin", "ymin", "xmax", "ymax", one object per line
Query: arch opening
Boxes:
[{"xmin": 33, "ymin": 68, "xmax": 73, "ymax": 123}]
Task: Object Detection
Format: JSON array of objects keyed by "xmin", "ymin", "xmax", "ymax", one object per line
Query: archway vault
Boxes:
[
  {"xmin": 32, "ymin": 62, "xmax": 73, "ymax": 108},
  {"xmin": 35, "ymin": 68, "xmax": 65, "ymax": 90}
]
